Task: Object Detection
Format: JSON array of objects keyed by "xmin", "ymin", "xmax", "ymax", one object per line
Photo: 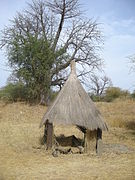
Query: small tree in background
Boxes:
[
  {"xmin": 89, "ymin": 74, "xmax": 112, "ymax": 96},
  {"xmin": 88, "ymin": 74, "xmax": 112, "ymax": 101},
  {"xmin": 0, "ymin": 82, "xmax": 27, "ymax": 102},
  {"xmin": 104, "ymin": 87, "xmax": 130, "ymax": 102}
]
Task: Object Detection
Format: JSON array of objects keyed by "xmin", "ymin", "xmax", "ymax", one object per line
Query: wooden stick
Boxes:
[{"xmin": 46, "ymin": 121, "xmax": 54, "ymax": 150}]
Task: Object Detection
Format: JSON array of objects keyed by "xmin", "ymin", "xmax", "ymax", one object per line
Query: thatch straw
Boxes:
[{"xmin": 40, "ymin": 60, "xmax": 108, "ymax": 131}]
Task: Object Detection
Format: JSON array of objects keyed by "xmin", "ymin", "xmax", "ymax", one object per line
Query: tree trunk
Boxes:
[
  {"xmin": 39, "ymin": 93, "xmax": 45, "ymax": 105},
  {"xmin": 43, "ymin": 124, "xmax": 47, "ymax": 144}
]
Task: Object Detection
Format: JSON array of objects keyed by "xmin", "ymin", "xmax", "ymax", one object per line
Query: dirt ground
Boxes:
[{"xmin": 0, "ymin": 100, "xmax": 135, "ymax": 180}]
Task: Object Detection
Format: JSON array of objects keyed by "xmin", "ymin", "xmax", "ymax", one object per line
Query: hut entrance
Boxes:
[
  {"xmin": 43, "ymin": 123, "xmax": 103, "ymax": 155},
  {"xmin": 44, "ymin": 124, "xmax": 84, "ymax": 150}
]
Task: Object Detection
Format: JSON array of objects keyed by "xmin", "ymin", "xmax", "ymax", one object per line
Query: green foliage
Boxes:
[
  {"xmin": 1, "ymin": 0, "xmax": 104, "ymax": 103},
  {"xmin": 89, "ymin": 87, "xmax": 132, "ymax": 102},
  {"xmin": 104, "ymin": 87, "xmax": 130, "ymax": 102},
  {"xmin": 89, "ymin": 93, "xmax": 102, "ymax": 102},
  {"xmin": 0, "ymin": 83, "xmax": 27, "ymax": 102},
  {"xmin": 8, "ymin": 35, "xmax": 54, "ymax": 100},
  {"xmin": 0, "ymin": 82, "xmax": 59, "ymax": 103},
  {"xmin": 7, "ymin": 33, "xmax": 67, "ymax": 102}
]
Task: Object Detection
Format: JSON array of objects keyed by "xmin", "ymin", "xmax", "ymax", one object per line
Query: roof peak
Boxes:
[
  {"xmin": 70, "ymin": 60, "xmax": 76, "ymax": 74},
  {"xmin": 40, "ymin": 59, "xmax": 108, "ymax": 131}
]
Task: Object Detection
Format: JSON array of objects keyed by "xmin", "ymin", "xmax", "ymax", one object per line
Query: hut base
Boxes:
[
  {"xmin": 44, "ymin": 121, "xmax": 54, "ymax": 150},
  {"xmin": 84, "ymin": 130, "xmax": 97, "ymax": 153},
  {"xmin": 96, "ymin": 139, "xmax": 103, "ymax": 155},
  {"xmin": 96, "ymin": 128, "xmax": 103, "ymax": 155}
]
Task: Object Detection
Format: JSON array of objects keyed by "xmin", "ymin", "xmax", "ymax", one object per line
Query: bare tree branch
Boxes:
[
  {"xmin": 89, "ymin": 74, "xmax": 112, "ymax": 96},
  {"xmin": 129, "ymin": 54, "xmax": 135, "ymax": 73},
  {"xmin": 0, "ymin": 0, "xmax": 104, "ymax": 92}
]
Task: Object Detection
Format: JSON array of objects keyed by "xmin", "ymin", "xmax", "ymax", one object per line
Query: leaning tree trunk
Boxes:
[{"xmin": 39, "ymin": 88, "xmax": 51, "ymax": 106}]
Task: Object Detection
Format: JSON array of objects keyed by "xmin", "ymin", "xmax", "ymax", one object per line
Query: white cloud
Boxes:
[{"xmin": 103, "ymin": 18, "xmax": 135, "ymax": 38}]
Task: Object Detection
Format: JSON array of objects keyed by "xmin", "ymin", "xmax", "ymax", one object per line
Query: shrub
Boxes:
[
  {"xmin": 89, "ymin": 94, "xmax": 102, "ymax": 102},
  {"xmin": 0, "ymin": 82, "xmax": 27, "ymax": 102},
  {"xmin": 0, "ymin": 82, "xmax": 59, "ymax": 103},
  {"xmin": 104, "ymin": 87, "xmax": 130, "ymax": 102}
]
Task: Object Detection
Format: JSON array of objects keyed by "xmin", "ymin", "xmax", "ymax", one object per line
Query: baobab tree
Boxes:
[{"xmin": 0, "ymin": 0, "xmax": 103, "ymax": 102}]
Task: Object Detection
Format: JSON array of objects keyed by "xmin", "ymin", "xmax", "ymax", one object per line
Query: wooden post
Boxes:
[
  {"xmin": 43, "ymin": 124, "xmax": 47, "ymax": 144},
  {"xmin": 84, "ymin": 130, "xmax": 97, "ymax": 153},
  {"xmin": 46, "ymin": 121, "xmax": 54, "ymax": 150},
  {"xmin": 96, "ymin": 128, "xmax": 103, "ymax": 155}
]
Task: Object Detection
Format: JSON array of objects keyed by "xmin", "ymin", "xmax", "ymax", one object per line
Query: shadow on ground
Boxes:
[
  {"xmin": 126, "ymin": 121, "xmax": 135, "ymax": 130},
  {"xmin": 56, "ymin": 134, "xmax": 83, "ymax": 147}
]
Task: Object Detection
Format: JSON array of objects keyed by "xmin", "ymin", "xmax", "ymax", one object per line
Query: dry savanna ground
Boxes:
[{"xmin": 0, "ymin": 99, "xmax": 135, "ymax": 180}]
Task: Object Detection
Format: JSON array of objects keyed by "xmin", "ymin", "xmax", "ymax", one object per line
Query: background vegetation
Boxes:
[
  {"xmin": 90, "ymin": 86, "xmax": 133, "ymax": 102},
  {"xmin": 0, "ymin": 82, "xmax": 134, "ymax": 103},
  {"xmin": 0, "ymin": 0, "xmax": 104, "ymax": 103}
]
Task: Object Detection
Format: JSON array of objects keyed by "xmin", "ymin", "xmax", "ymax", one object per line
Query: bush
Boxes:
[
  {"xmin": 89, "ymin": 93, "xmax": 102, "ymax": 102},
  {"xmin": 104, "ymin": 87, "xmax": 130, "ymax": 102},
  {"xmin": 0, "ymin": 82, "xmax": 59, "ymax": 104},
  {"xmin": 0, "ymin": 82, "xmax": 27, "ymax": 102}
]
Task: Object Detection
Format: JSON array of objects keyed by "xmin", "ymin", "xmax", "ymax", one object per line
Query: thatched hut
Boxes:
[{"xmin": 40, "ymin": 60, "xmax": 108, "ymax": 154}]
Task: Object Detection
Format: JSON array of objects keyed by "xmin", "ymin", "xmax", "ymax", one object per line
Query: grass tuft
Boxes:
[{"xmin": 97, "ymin": 98, "xmax": 135, "ymax": 130}]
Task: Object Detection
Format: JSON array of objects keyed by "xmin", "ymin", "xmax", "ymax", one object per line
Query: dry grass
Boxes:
[
  {"xmin": 96, "ymin": 98, "xmax": 135, "ymax": 130},
  {"xmin": 0, "ymin": 100, "xmax": 135, "ymax": 179}
]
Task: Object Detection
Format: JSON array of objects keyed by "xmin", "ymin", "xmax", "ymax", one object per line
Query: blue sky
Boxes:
[{"xmin": 0, "ymin": 0, "xmax": 135, "ymax": 91}]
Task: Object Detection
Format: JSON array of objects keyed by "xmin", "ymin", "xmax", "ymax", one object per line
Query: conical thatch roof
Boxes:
[{"xmin": 40, "ymin": 61, "xmax": 108, "ymax": 131}]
